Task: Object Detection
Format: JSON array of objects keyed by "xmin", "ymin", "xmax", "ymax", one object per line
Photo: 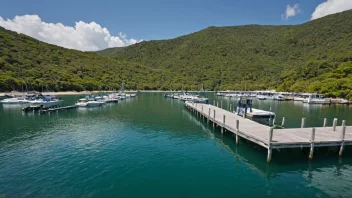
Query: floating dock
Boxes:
[
  {"xmin": 185, "ymin": 101, "xmax": 351, "ymax": 162},
  {"xmin": 39, "ymin": 105, "xmax": 77, "ymax": 114},
  {"xmin": 22, "ymin": 105, "xmax": 77, "ymax": 113}
]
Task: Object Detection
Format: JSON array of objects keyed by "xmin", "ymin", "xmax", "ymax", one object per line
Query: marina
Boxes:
[
  {"xmin": 185, "ymin": 101, "xmax": 351, "ymax": 162},
  {"xmin": 216, "ymin": 90, "xmax": 351, "ymax": 104},
  {"xmin": 1, "ymin": 92, "xmax": 352, "ymax": 197},
  {"xmin": 1, "ymin": 2, "xmax": 352, "ymax": 196}
]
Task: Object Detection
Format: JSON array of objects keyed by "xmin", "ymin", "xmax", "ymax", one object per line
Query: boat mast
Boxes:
[
  {"xmin": 119, "ymin": 80, "xmax": 125, "ymax": 94},
  {"xmin": 200, "ymin": 84, "xmax": 206, "ymax": 97}
]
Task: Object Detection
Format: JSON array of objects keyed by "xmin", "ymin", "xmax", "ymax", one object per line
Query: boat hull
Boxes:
[
  {"xmin": 1, "ymin": 99, "xmax": 29, "ymax": 104},
  {"xmin": 28, "ymin": 100, "xmax": 63, "ymax": 108},
  {"xmin": 76, "ymin": 101, "xmax": 101, "ymax": 107}
]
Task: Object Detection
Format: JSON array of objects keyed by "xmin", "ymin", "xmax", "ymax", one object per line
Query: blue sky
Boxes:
[{"xmin": 0, "ymin": 0, "xmax": 350, "ymax": 51}]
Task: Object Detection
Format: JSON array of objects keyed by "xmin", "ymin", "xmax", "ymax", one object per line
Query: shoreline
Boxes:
[{"xmin": 0, "ymin": 90, "xmax": 216, "ymax": 96}]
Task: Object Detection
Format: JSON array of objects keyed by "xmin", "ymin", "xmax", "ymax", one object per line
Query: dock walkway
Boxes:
[
  {"xmin": 39, "ymin": 105, "xmax": 77, "ymax": 113},
  {"xmin": 185, "ymin": 102, "xmax": 351, "ymax": 162}
]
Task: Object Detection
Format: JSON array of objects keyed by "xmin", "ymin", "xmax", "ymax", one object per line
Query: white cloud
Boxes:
[
  {"xmin": 0, "ymin": 15, "xmax": 141, "ymax": 51},
  {"xmin": 282, "ymin": 4, "xmax": 301, "ymax": 20},
  {"xmin": 311, "ymin": 0, "xmax": 352, "ymax": 20}
]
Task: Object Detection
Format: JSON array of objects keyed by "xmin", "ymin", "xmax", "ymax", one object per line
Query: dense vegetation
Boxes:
[
  {"xmin": 99, "ymin": 10, "xmax": 352, "ymax": 99},
  {"xmin": 1, "ymin": 10, "xmax": 352, "ymax": 99},
  {"xmin": 0, "ymin": 27, "xmax": 174, "ymax": 91}
]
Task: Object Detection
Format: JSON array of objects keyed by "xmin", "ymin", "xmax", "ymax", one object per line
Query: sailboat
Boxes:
[
  {"xmin": 179, "ymin": 84, "xmax": 210, "ymax": 103},
  {"xmin": 26, "ymin": 84, "xmax": 63, "ymax": 108},
  {"xmin": 1, "ymin": 81, "xmax": 29, "ymax": 104},
  {"xmin": 115, "ymin": 80, "xmax": 127, "ymax": 99}
]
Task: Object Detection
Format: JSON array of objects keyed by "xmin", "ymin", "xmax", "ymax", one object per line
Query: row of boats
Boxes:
[
  {"xmin": 164, "ymin": 93, "xmax": 210, "ymax": 103},
  {"xmin": 75, "ymin": 92, "xmax": 136, "ymax": 107},
  {"xmin": 1, "ymin": 93, "xmax": 64, "ymax": 107},
  {"xmin": 164, "ymin": 85, "xmax": 210, "ymax": 103},
  {"xmin": 1, "ymin": 81, "xmax": 137, "ymax": 108},
  {"xmin": 0, "ymin": 91, "xmax": 136, "ymax": 108},
  {"xmin": 217, "ymin": 91, "xmax": 350, "ymax": 104}
]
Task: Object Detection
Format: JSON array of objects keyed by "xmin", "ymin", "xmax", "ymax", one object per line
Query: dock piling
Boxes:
[
  {"xmin": 267, "ymin": 127, "xmax": 274, "ymax": 163},
  {"xmin": 201, "ymin": 105, "xmax": 204, "ymax": 120},
  {"xmin": 272, "ymin": 116, "xmax": 276, "ymax": 126},
  {"xmin": 213, "ymin": 109, "xmax": 216, "ymax": 128},
  {"xmin": 183, "ymin": 101, "xmax": 351, "ymax": 162},
  {"xmin": 323, "ymin": 118, "xmax": 327, "ymax": 127},
  {"xmin": 222, "ymin": 115, "xmax": 225, "ymax": 134},
  {"xmin": 217, "ymin": 101, "xmax": 219, "ymax": 107},
  {"xmin": 195, "ymin": 103, "xmax": 198, "ymax": 115},
  {"xmin": 333, "ymin": 118, "xmax": 338, "ymax": 131},
  {"xmin": 309, "ymin": 128, "xmax": 315, "ymax": 160},
  {"xmin": 339, "ymin": 120, "xmax": 346, "ymax": 156},
  {"xmin": 236, "ymin": 120, "xmax": 239, "ymax": 144},
  {"xmin": 221, "ymin": 100, "xmax": 223, "ymax": 109},
  {"xmin": 301, "ymin": 117, "xmax": 306, "ymax": 128},
  {"xmin": 230, "ymin": 104, "xmax": 232, "ymax": 112}
]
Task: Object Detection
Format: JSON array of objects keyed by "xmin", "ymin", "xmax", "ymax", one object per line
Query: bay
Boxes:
[{"xmin": 0, "ymin": 92, "xmax": 352, "ymax": 198}]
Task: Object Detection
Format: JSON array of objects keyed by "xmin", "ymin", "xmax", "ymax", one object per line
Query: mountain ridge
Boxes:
[
  {"xmin": 97, "ymin": 9, "xmax": 352, "ymax": 98},
  {"xmin": 0, "ymin": 10, "xmax": 352, "ymax": 99}
]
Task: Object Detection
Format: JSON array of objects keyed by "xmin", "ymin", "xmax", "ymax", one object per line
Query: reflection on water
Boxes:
[
  {"xmin": 183, "ymin": 106, "xmax": 352, "ymax": 197},
  {"xmin": 1, "ymin": 93, "xmax": 352, "ymax": 197}
]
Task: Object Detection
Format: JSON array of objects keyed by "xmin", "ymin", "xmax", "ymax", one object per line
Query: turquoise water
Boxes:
[{"xmin": 1, "ymin": 93, "xmax": 352, "ymax": 197}]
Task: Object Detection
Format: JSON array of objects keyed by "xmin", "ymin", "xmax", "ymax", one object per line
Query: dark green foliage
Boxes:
[
  {"xmin": 99, "ymin": 10, "xmax": 352, "ymax": 98},
  {"xmin": 1, "ymin": 10, "xmax": 352, "ymax": 98},
  {"xmin": 0, "ymin": 27, "xmax": 172, "ymax": 92}
]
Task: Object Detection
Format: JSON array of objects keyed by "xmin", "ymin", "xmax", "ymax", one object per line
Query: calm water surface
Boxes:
[{"xmin": 1, "ymin": 93, "xmax": 352, "ymax": 198}]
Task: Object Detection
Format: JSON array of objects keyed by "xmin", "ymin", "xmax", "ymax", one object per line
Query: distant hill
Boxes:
[
  {"xmin": 99, "ymin": 10, "xmax": 352, "ymax": 99},
  {"xmin": 1, "ymin": 10, "xmax": 352, "ymax": 98},
  {"xmin": 0, "ymin": 27, "xmax": 170, "ymax": 91},
  {"xmin": 96, "ymin": 47, "xmax": 125, "ymax": 56}
]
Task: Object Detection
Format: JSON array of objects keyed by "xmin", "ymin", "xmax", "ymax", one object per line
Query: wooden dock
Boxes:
[
  {"xmin": 185, "ymin": 101, "xmax": 351, "ymax": 162},
  {"xmin": 39, "ymin": 105, "xmax": 77, "ymax": 114}
]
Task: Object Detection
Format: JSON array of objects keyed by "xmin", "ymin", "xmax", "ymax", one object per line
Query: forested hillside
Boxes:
[
  {"xmin": 0, "ymin": 27, "xmax": 174, "ymax": 91},
  {"xmin": 99, "ymin": 10, "xmax": 352, "ymax": 99},
  {"xmin": 1, "ymin": 10, "xmax": 352, "ymax": 99}
]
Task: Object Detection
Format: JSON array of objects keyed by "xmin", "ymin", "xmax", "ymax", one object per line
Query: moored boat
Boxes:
[
  {"xmin": 1, "ymin": 97, "xmax": 29, "ymax": 104},
  {"xmin": 293, "ymin": 97, "xmax": 305, "ymax": 101},
  {"xmin": 303, "ymin": 94, "xmax": 330, "ymax": 104},
  {"xmin": 76, "ymin": 98, "xmax": 101, "ymax": 107},
  {"xmin": 273, "ymin": 94, "xmax": 284, "ymax": 101}
]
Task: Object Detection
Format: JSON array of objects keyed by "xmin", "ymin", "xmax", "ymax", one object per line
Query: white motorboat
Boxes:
[
  {"xmin": 273, "ymin": 94, "xmax": 284, "ymax": 101},
  {"xmin": 180, "ymin": 94, "xmax": 208, "ymax": 103},
  {"xmin": 76, "ymin": 98, "xmax": 101, "ymax": 107},
  {"xmin": 172, "ymin": 94, "xmax": 180, "ymax": 99},
  {"xmin": 293, "ymin": 97, "xmax": 305, "ymax": 101},
  {"xmin": 28, "ymin": 98, "xmax": 63, "ymax": 108},
  {"xmin": 95, "ymin": 96, "xmax": 103, "ymax": 100},
  {"xmin": 305, "ymin": 94, "xmax": 329, "ymax": 104},
  {"xmin": 1, "ymin": 97, "xmax": 29, "ymax": 104},
  {"xmin": 179, "ymin": 89, "xmax": 209, "ymax": 103},
  {"xmin": 103, "ymin": 96, "xmax": 119, "ymax": 103},
  {"xmin": 179, "ymin": 94, "xmax": 196, "ymax": 101},
  {"xmin": 257, "ymin": 95, "xmax": 266, "ymax": 100}
]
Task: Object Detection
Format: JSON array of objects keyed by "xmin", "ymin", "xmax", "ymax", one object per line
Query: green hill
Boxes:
[
  {"xmin": 0, "ymin": 27, "xmax": 172, "ymax": 91},
  {"xmin": 1, "ymin": 10, "xmax": 352, "ymax": 98},
  {"xmin": 99, "ymin": 10, "xmax": 352, "ymax": 99}
]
